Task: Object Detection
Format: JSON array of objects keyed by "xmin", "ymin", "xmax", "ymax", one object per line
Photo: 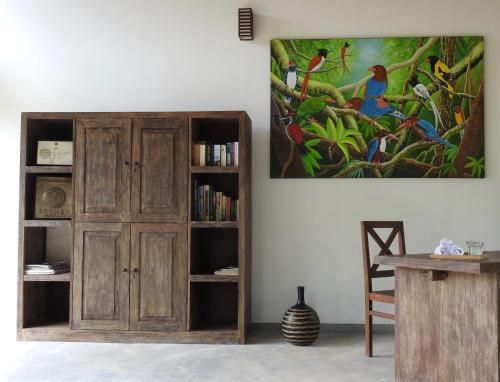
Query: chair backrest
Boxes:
[{"xmin": 360, "ymin": 221, "xmax": 406, "ymax": 292}]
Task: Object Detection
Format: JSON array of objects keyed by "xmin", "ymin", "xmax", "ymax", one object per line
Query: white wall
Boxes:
[{"xmin": 1, "ymin": 0, "xmax": 499, "ymax": 341}]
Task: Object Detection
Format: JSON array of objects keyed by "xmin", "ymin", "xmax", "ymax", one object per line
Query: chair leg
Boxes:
[{"xmin": 365, "ymin": 301, "xmax": 373, "ymax": 357}]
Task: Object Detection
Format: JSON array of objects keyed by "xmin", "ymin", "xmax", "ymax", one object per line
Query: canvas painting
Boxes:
[{"xmin": 270, "ymin": 36, "xmax": 484, "ymax": 178}]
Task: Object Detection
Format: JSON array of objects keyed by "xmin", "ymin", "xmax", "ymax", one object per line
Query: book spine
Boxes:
[
  {"xmin": 193, "ymin": 180, "xmax": 198, "ymax": 220},
  {"xmin": 221, "ymin": 195, "xmax": 226, "ymax": 221},
  {"xmin": 193, "ymin": 143, "xmax": 200, "ymax": 166},
  {"xmin": 214, "ymin": 145, "xmax": 220, "ymax": 166},
  {"xmin": 209, "ymin": 187, "xmax": 215, "ymax": 220},
  {"xmin": 226, "ymin": 143, "xmax": 231, "ymax": 166},
  {"xmin": 221, "ymin": 145, "xmax": 226, "ymax": 167},
  {"xmin": 234, "ymin": 142, "xmax": 239, "ymax": 167},
  {"xmin": 215, "ymin": 192, "xmax": 220, "ymax": 221},
  {"xmin": 200, "ymin": 144, "xmax": 206, "ymax": 167},
  {"xmin": 199, "ymin": 184, "xmax": 204, "ymax": 221},
  {"xmin": 204, "ymin": 185, "xmax": 210, "ymax": 221}
]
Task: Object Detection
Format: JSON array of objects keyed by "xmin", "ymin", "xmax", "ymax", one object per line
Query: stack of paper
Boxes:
[
  {"xmin": 214, "ymin": 266, "xmax": 239, "ymax": 276},
  {"xmin": 25, "ymin": 261, "xmax": 70, "ymax": 275}
]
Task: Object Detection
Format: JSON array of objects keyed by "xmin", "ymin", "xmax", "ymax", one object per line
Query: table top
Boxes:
[{"xmin": 374, "ymin": 251, "xmax": 500, "ymax": 274}]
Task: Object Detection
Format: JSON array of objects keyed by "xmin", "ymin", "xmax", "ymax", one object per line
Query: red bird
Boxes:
[
  {"xmin": 341, "ymin": 42, "xmax": 350, "ymax": 74},
  {"xmin": 300, "ymin": 48, "xmax": 328, "ymax": 101}
]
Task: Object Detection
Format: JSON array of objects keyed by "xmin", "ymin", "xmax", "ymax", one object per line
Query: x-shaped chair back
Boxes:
[{"xmin": 361, "ymin": 221, "xmax": 406, "ymax": 291}]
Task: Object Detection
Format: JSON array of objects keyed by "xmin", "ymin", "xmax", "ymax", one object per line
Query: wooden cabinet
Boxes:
[
  {"xmin": 72, "ymin": 223, "xmax": 130, "ymax": 330},
  {"xmin": 75, "ymin": 118, "xmax": 131, "ymax": 222},
  {"xmin": 18, "ymin": 112, "xmax": 251, "ymax": 344},
  {"xmin": 130, "ymin": 224, "xmax": 187, "ymax": 331},
  {"xmin": 131, "ymin": 118, "xmax": 188, "ymax": 223}
]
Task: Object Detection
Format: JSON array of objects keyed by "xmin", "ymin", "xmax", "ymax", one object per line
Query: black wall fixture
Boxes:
[{"xmin": 238, "ymin": 8, "xmax": 253, "ymax": 41}]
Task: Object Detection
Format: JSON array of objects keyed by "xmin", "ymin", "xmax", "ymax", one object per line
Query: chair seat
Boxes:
[{"xmin": 368, "ymin": 289, "xmax": 395, "ymax": 304}]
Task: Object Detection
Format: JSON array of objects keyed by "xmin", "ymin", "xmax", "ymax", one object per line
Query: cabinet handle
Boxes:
[
  {"xmin": 134, "ymin": 161, "xmax": 140, "ymax": 166},
  {"xmin": 124, "ymin": 161, "xmax": 130, "ymax": 166},
  {"xmin": 133, "ymin": 268, "xmax": 139, "ymax": 273},
  {"xmin": 123, "ymin": 268, "xmax": 128, "ymax": 273}
]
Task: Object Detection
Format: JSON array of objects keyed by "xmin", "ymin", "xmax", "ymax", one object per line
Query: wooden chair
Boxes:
[{"xmin": 361, "ymin": 221, "xmax": 406, "ymax": 357}]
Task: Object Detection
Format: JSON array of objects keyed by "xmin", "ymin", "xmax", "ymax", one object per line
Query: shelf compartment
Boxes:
[
  {"xmin": 191, "ymin": 173, "xmax": 238, "ymax": 222},
  {"xmin": 22, "ymin": 281, "xmax": 70, "ymax": 329},
  {"xmin": 23, "ymin": 225, "xmax": 72, "ymax": 267},
  {"xmin": 191, "ymin": 117, "xmax": 239, "ymax": 144},
  {"xmin": 24, "ymin": 118, "xmax": 73, "ymax": 167},
  {"xmin": 191, "ymin": 166, "xmax": 238, "ymax": 174},
  {"xmin": 190, "ymin": 274, "xmax": 238, "ymax": 283},
  {"xmin": 24, "ymin": 273, "xmax": 71, "ymax": 282},
  {"xmin": 190, "ymin": 282, "xmax": 238, "ymax": 331},
  {"xmin": 24, "ymin": 173, "xmax": 73, "ymax": 220},
  {"xmin": 26, "ymin": 165, "xmax": 73, "ymax": 174},
  {"xmin": 190, "ymin": 228, "xmax": 238, "ymax": 275}
]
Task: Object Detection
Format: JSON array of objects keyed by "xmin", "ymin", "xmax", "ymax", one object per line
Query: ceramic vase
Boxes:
[{"xmin": 281, "ymin": 286, "xmax": 320, "ymax": 346}]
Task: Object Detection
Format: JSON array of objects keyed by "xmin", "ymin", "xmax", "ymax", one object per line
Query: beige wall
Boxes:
[{"xmin": 0, "ymin": 0, "xmax": 498, "ymax": 340}]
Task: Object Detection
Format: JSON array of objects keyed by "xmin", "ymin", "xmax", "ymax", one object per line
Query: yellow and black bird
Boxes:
[{"xmin": 425, "ymin": 55, "xmax": 454, "ymax": 98}]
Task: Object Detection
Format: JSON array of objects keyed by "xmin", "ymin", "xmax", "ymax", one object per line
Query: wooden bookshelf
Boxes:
[
  {"xmin": 188, "ymin": 115, "xmax": 251, "ymax": 342},
  {"xmin": 18, "ymin": 111, "xmax": 251, "ymax": 345}
]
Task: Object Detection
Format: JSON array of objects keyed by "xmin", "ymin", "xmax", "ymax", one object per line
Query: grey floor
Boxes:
[{"xmin": 0, "ymin": 328, "xmax": 394, "ymax": 382}]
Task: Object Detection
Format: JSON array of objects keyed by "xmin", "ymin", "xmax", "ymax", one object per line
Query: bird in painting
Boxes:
[
  {"xmin": 454, "ymin": 105, "xmax": 465, "ymax": 125},
  {"xmin": 364, "ymin": 65, "xmax": 388, "ymax": 98},
  {"xmin": 396, "ymin": 117, "xmax": 453, "ymax": 147},
  {"xmin": 300, "ymin": 48, "xmax": 328, "ymax": 100},
  {"xmin": 344, "ymin": 97, "xmax": 406, "ymax": 120},
  {"xmin": 409, "ymin": 76, "xmax": 445, "ymax": 130},
  {"xmin": 425, "ymin": 56, "xmax": 454, "ymax": 99},
  {"xmin": 341, "ymin": 42, "xmax": 350, "ymax": 74},
  {"xmin": 455, "ymin": 105, "xmax": 466, "ymax": 138},
  {"xmin": 367, "ymin": 131, "xmax": 399, "ymax": 163},
  {"xmin": 284, "ymin": 61, "xmax": 297, "ymax": 104},
  {"xmin": 295, "ymin": 95, "xmax": 337, "ymax": 124}
]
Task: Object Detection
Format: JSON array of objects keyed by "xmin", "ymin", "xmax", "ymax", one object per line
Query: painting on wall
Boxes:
[{"xmin": 270, "ymin": 36, "xmax": 484, "ymax": 178}]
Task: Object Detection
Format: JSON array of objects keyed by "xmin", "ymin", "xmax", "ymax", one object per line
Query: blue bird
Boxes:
[
  {"xmin": 367, "ymin": 131, "xmax": 399, "ymax": 163},
  {"xmin": 364, "ymin": 65, "xmax": 388, "ymax": 98},
  {"xmin": 344, "ymin": 97, "xmax": 406, "ymax": 120},
  {"xmin": 396, "ymin": 117, "xmax": 453, "ymax": 147}
]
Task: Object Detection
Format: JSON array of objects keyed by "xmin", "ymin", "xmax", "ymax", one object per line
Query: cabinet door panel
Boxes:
[
  {"xmin": 72, "ymin": 223, "xmax": 130, "ymax": 330},
  {"xmin": 75, "ymin": 119, "xmax": 131, "ymax": 222},
  {"xmin": 131, "ymin": 118, "xmax": 188, "ymax": 222},
  {"xmin": 130, "ymin": 224, "xmax": 187, "ymax": 331}
]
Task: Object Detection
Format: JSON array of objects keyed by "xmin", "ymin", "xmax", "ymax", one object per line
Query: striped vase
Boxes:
[{"xmin": 281, "ymin": 286, "xmax": 320, "ymax": 346}]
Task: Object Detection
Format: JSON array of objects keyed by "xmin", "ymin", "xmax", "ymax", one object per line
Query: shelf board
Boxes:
[
  {"xmin": 24, "ymin": 219, "xmax": 72, "ymax": 227},
  {"xmin": 191, "ymin": 166, "xmax": 239, "ymax": 174},
  {"xmin": 190, "ymin": 221, "xmax": 239, "ymax": 228},
  {"xmin": 190, "ymin": 324, "xmax": 238, "ymax": 333},
  {"xmin": 190, "ymin": 274, "xmax": 239, "ymax": 283},
  {"xmin": 25, "ymin": 165, "xmax": 72, "ymax": 174},
  {"xmin": 24, "ymin": 273, "xmax": 71, "ymax": 282}
]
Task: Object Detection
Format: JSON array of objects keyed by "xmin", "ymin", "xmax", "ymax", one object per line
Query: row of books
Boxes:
[
  {"xmin": 192, "ymin": 142, "xmax": 238, "ymax": 167},
  {"xmin": 214, "ymin": 266, "xmax": 239, "ymax": 276},
  {"xmin": 193, "ymin": 181, "xmax": 238, "ymax": 221},
  {"xmin": 25, "ymin": 261, "xmax": 70, "ymax": 275}
]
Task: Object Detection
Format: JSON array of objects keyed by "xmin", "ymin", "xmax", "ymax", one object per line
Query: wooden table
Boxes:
[{"xmin": 375, "ymin": 251, "xmax": 500, "ymax": 382}]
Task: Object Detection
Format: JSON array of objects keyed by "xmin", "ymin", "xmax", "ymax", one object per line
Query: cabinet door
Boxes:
[
  {"xmin": 131, "ymin": 118, "xmax": 188, "ymax": 222},
  {"xmin": 129, "ymin": 223, "xmax": 187, "ymax": 331},
  {"xmin": 75, "ymin": 119, "xmax": 131, "ymax": 222},
  {"xmin": 72, "ymin": 223, "xmax": 130, "ymax": 330}
]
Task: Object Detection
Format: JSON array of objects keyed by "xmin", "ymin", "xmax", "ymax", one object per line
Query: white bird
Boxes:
[
  {"xmin": 410, "ymin": 77, "xmax": 446, "ymax": 131},
  {"xmin": 284, "ymin": 61, "xmax": 297, "ymax": 104}
]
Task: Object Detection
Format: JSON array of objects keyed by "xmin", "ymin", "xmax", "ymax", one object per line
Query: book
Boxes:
[
  {"xmin": 193, "ymin": 143, "xmax": 201, "ymax": 166},
  {"xmin": 221, "ymin": 145, "xmax": 227, "ymax": 166},
  {"xmin": 25, "ymin": 261, "xmax": 70, "ymax": 275},
  {"xmin": 214, "ymin": 145, "xmax": 221, "ymax": 166},
  {"xmin": 226, "ymin": 143, "xmax": 231, "ymax": 166},
  {"xmin": 234, "ymin": 142, "xmax": 239, "ymax": 167},
  {"xmin": 200, "ymin": 143, "xmax": 206, "ymax": 167}
]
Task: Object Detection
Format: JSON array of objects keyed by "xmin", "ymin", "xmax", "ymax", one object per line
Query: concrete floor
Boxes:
[{"xmin": 0, "ymin": 329, "xmax": 394, "ymax": 382}]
